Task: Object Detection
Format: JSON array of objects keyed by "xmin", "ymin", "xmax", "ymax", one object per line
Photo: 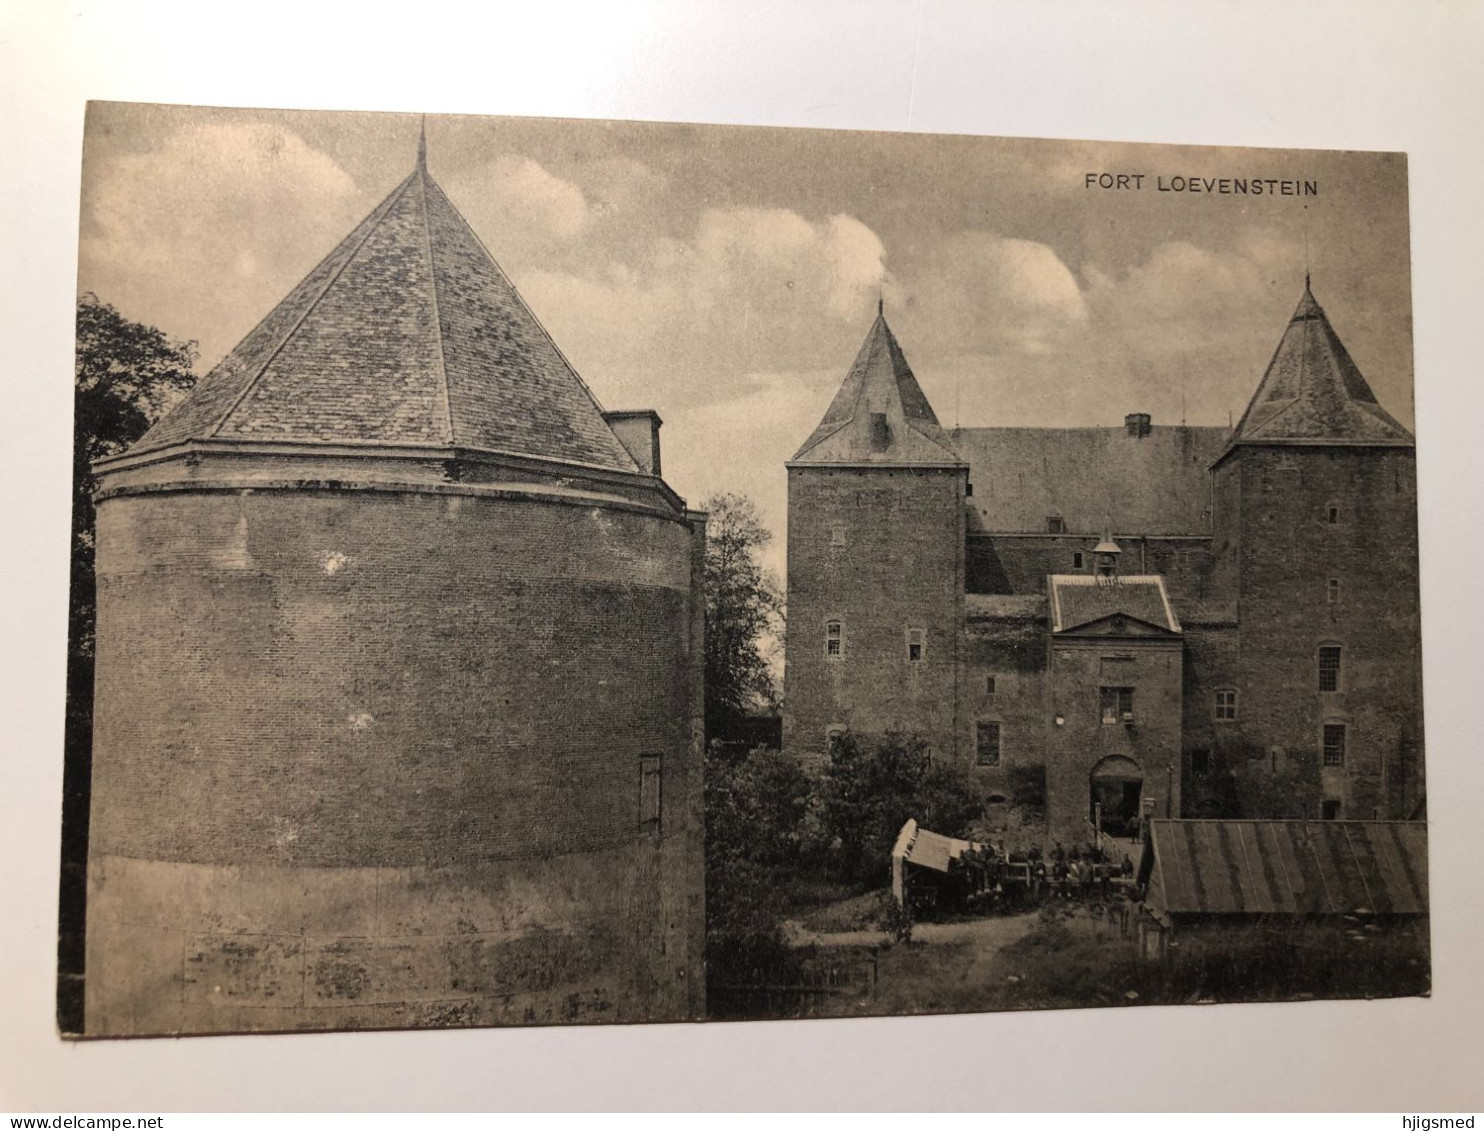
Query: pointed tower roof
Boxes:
[
  {"xmin": 128, "ymin": 129, "xmax": 638, "ymax": 473},
  {"xmin": 1217, "ymin": 279, "xmax": 1412, "ymax": 464},
  {"xmin": 790, "ymin": 309, "xmax": 963, "ymax": 466}
]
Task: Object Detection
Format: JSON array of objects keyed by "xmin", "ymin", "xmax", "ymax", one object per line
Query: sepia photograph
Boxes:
[{"xmin": 62, "ymin": 102, "xmax": 1426, "ymax": 1040}]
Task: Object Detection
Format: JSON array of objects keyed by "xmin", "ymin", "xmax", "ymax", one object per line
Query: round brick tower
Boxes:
[{"xmin": 84, "ymin": 135, "xmax": 705, "ymax": 1035}]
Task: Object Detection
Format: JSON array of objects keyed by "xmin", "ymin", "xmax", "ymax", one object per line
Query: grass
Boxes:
[
  {"xmin": 798, "ymin": 889, "xmax": 890, "ymax": 933},
  {"xmin": 803, "ymin": 902, "xmax": 1430, "ymax": 1020}
]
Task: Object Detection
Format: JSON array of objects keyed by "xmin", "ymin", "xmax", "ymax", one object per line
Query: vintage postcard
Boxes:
[{"xmin": 62, "ymin": 103, "xmax": 1426, "ymax": 1037}]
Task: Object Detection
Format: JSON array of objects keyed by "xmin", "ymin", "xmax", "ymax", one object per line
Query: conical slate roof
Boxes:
[
  {"xmin": 1222, "ymin": 280, "xmax": 1413, "ymax": 457},
  {"xmin": 129, "ymin": 147, "xmax": 638, "ymax": 473},
  {"xmin": 791, "ymin": 308, "xmax": 963, "ymax": 465}
]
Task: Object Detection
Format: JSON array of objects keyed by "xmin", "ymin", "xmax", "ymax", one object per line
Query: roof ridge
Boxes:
[
  {"xmin": 416, "ymin": 170, "xmax": 457, "ymax": 445},
  {"xmin": 421, "ymin": 176, "xmax": 636, "ymax": 470},
  {"xmin": 901, "ymin": 415, "xmax": 964, "ymax": 460},
  {"xmin": 205, "ymin": 171, "xmax": 419, "ymax": 440}
]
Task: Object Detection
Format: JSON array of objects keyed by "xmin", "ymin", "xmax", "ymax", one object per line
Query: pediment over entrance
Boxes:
[{"xmin": 1057, "ymin": 612, "xmax": 1177, "ymax": 637}]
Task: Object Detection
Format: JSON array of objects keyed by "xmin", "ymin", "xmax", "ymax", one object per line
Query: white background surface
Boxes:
[{"xmin": 2, "ymin": 0, "xmax": 1481, "ymax": 1113}]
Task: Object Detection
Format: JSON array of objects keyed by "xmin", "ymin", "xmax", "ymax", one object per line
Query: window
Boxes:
[
  {"xmin": 1327, "ymin": 577, "xmax": 1340, "ymax": 605},
  {"xmin": 906, "ymin": 627, "xmax": 924, "ymax": 663},
  {"xmin": 1318, "ymin": 645, "xmax": 1343, "ymax": 692},
  {"xmin": 1326, "ymin": 504, "xmax": 1341, "ymax": 525},
  {"xmin": 976, "ymin": 721, "xmax": 1002, "ymax": 767},
  {"xmin": 985, "ymin": 675, "xmax": 997, "ymax": 695},
  {"xmin": 826, "ymin": 725, "xmax": 847, "ymax": 757},
  {"xmin": 829, "ymin": 524, "xmax": 846, "ymax": 549},
  {"xmin": 1072, "ymin": 552, "xmax": 1085, "ymax": 570},
  {"xmin": 1047, "ymin": 515, "xmax": 1066, "ymax": 534},
  {"xmin": 1190, "ymin": 748, "xmax": 1210, "ymax": 778},
  {"xmin": 1100, "ymin": 686, "xmax": 1135, "ymax": 725},
  {"xmin": 1214, "ymin": 689, "xmax": 1238, "ymax": 722},
  {"xmin": 1321, "ymin": 799, "xmax": 1342, "ymax": 821},
  {"xmin": 825, "ymin": 620, "xmax": 843, "ymax": 659},
  {"xmin": 1323, "ymin": 723, "xmax": 1346, "ymax": 767},
  {"xmin": 639, "ymin": 757, "xmax": 661, "ymax": 833}
]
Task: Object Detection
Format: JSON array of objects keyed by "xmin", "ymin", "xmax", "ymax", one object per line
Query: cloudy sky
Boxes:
[{"xmin": 78, "ymin": 103, "xmax": 1414, "ymax": 582}]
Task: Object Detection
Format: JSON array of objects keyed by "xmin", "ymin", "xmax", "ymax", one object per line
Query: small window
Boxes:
[
  {"xmin": 639, "ymin": 757, "xmax": 661, "ymax": 833},
  {"xmin": 1327, "ymin": 578, "xmax": 1340, "ymax": 605},
  {"xmin": 830, "ymin": 524, "xmax": 846, "ymax": 549},
  {"xmin": 1100, "ymin": 686, "xmax": 1135, "ymax": 725},
  {"xmin": 1322, "ymin": 723, "xmax": 1346, "ymax": 767},
  {"xmin": 976, "ymin": 721, "xmax": 1002, "ymax": 767},
  {"xmin": 1190, "ymin": 748, "xmax": 1210, "ymax": 777},
  {"xmin": 906, "ymin": 627, "xmax": 924, "ymax": 663},
  {"xmin": 1072, "ymin": 552, "xmax": 1085, "ymax": 570},
  {"xmin": 985, "ymin": 675, "xmax": 997, "ymax": 695},
  {"xmin": 1321, "ymin": 799, "xmax": 1342, "ymax": 821},
  {"xmin": 1047, "ymin": 515, "xmax": 1066, "ymax": 534},
  {"xmin": 1318, "ymin": 645, "xmax": 1343, "ymax": 692},
  {"xmin": 1326, "ymin": 504, "xmax": 1341, "ymax": 525},
  {"xmin": 1214, "ymin": 689, "xmax": 1238, "ymax": 722},
  {"xmin": 825, "ymin": 620, "xmax": 843, "ymax": 659}
]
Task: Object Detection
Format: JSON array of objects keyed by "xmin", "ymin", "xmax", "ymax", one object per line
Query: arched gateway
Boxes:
[{"xmin": 1089, "ymin": 755, "xmax": 1143, "ymax": 837}]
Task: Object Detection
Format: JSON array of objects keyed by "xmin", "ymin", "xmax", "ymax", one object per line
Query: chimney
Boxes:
[
  {"xmin": 602, "ymin": 410, "xmax": 663, "ymax": 476},
  {"xmin": 1124, "ymin": 412, "xmax": 1152, "ymax": 438}
]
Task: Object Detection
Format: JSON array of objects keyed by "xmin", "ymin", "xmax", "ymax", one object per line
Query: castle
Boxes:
[
  {"xmin": 783, "ymin": 285, "xmax": 1423, "ymax": 844},
  {"xmin": 83, "ymin": 131, "xmax": 706, "ymax": 1035}
]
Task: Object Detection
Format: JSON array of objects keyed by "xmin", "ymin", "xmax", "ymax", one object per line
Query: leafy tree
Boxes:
[
  {"xmin": 70, "ymin": 294, "xmax": 198, "ymax": 665},
  {"xmin": 700, "ymin": 492, "xmax": 783, "ymax": 745},
  {"xmin": 818, "ymin": 732, "xmax": 983, "ymax": 886},
  {"xmin": 704, "ymin": 744, "xmax": 815, "ymax": 983},
  {"xmin": 60, "ymin": 295, "xmax": 196, "ymax": 1029}
]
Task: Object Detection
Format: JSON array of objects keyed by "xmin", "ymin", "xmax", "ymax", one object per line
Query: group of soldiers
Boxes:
[{"xmin": 996, "ymin": 841, "xmax": 1138, "ymax": 903}]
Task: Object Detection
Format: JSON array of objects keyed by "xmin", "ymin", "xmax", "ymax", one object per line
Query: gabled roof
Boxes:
[
  {"xmin": 128, "ymin": 146, "xmax": 638, "ymax": 473},
  {"xmin": 1217, "ymin": 280, "xmax": 1413, "ymax": 464},
  {"xmin": 953, "ymin": 424, "xmax": 1227, "ymax": 535},
  {"xmin": 1049, "ymin": 574, "xmax": 1180, "ymax": 634},
  {"xmin": 1142, "ymin": 819, "xmax": 1428, "ymax": 918},
  {"xmin": 790, "ymin": 309, "xmax": 964, "ymax": 466}
]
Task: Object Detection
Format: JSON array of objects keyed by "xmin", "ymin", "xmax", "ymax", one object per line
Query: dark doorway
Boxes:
[{"xmin": 1089, "ymin": 755, "xmax": 1144, "ymax": 837}]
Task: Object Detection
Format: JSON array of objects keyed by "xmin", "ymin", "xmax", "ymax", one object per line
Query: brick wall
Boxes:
[
  {"xmin": 86, "ymin": 471, "xmax": 704, "ymax": 1034},
  {"xmin": 968, "ymin": 534, "xmax": 1215, "ymax": 602},
  {"xmin": 960, "ymin": 609, "xmax": 1049, "ymax": 831},
  {"xmin": 1215, "ymin": 446, "xmax": 1423, "ymax": 820},
  {"xmin": 782, "ymin": 465, "xmax": 966, "ymax": 761},
  {"xmin": 1045, "ymin": 636, "xmax": 1184, "ymax": 843}
]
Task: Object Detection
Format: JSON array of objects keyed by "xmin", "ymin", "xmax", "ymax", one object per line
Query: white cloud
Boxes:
[
  {"xmin": 483, "ymin": 155, "xmax": 590, "ymax": 239},
  {"xmin": 80, "ymin": 121, "xmax": 362, "ymax": 366},
  {"xmin": 909, "ymin": 230, "xmax": 1089, "ymax": 357},
  {"xmin": 515, "ymin": 205, "xmax": 894, "ymax": 412}
]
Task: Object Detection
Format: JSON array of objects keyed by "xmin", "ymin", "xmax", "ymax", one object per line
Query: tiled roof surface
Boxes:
[
  {"xmin": 952, "ymin": 425, "xmax": 1228, "ymax": 535},
  {"xmin": 131, "ymin": 163, "xmax": 637, "ymax": 472},
  {"xmin": 1049, "ymin": 574, "xmax": 1178, "ymax": 633},
  {"xmin": 1224, "ymin": 282, "xmax": 1414, "ymax": 453},
  {"xmin": 792, "ymin": 313, "xmax": 963, "ymax": 465},
  {"xmin": 1145, "ymin": 819, "xmax": 1429, "ymax": 917}
]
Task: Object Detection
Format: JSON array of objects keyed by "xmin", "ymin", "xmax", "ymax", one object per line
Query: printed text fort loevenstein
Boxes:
[{"xmin": 1085, "ymin": 172, "xmax": 1318, "ymax": 196}]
